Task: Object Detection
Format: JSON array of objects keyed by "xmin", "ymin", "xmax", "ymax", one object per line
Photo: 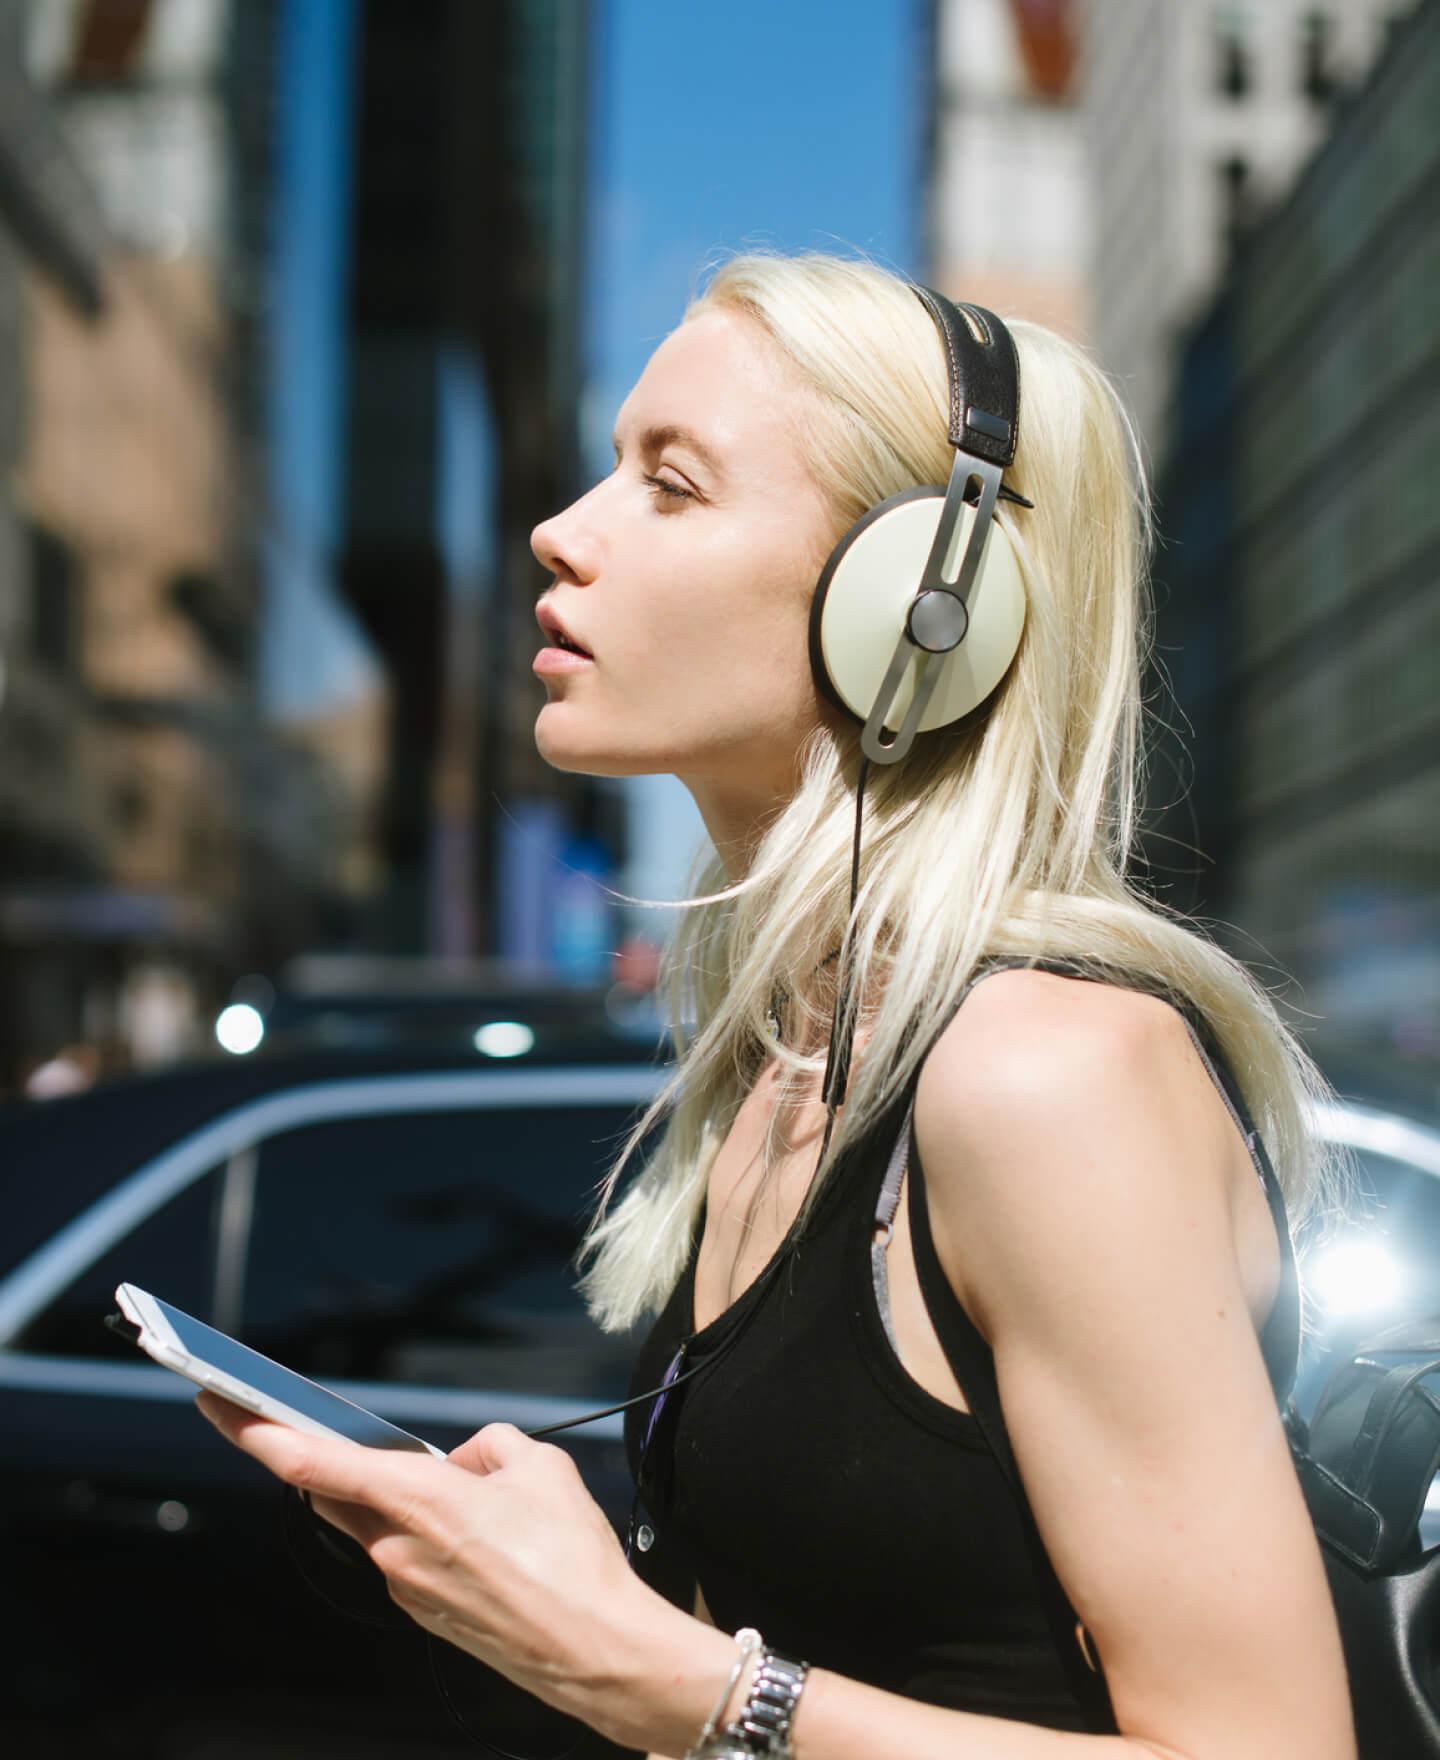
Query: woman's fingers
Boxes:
[
  {"xmin": 306, "ymin": 1489, "xmax": 388, "ymax": 1549},
  {"xmin": 194, "ymin": 1391, "xmax": 435, "ymax": 1525},
  {"xmin": 197, "ymin": 1395, "xmax": 535, "ymax": 1514},
  {"xmin": 194, "ymin": 1390, "xmax": 649, "ymax": 1721},
  {"xmin": 449, "ymin": 1421, "xmax": 531, "ymax": 1476}
]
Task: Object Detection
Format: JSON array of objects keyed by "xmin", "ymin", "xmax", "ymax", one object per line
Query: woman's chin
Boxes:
[{"xmin": 534, "ymin": 709, "xmax": 658, "ymax": 779}]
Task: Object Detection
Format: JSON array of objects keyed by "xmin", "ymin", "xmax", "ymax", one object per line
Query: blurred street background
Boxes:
[
  {"xmin": 0, "ymin": 0, "xmax": 1434, "ymax": 1088},
  {"xmin": 4, "ymin": 6, "xmax": 1440, "ymax": 1753}
]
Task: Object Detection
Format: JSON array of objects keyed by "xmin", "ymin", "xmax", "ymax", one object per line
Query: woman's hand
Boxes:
[{"xmin": 195, "ymin": 1394, "xmax": 686, "ymax": 1745}]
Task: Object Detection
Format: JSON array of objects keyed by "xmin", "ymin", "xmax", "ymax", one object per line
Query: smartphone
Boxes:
[{"xmin": 112, "ymin": 1283, "xmax": 445, "ymax": 1456}]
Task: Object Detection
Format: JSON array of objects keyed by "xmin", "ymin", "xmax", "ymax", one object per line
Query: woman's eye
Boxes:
[{"xmin": 642, "ymin": 473, "xmax": 693, "ymax": 508}]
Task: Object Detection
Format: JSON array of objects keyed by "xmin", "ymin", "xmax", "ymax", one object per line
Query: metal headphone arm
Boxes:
[{"xmin": 859, "ymin": 447, "xmax": 1007, "ymax": 766}]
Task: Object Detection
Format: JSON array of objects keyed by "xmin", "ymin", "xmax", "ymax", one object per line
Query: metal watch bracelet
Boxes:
[{"xmin": 692, "ymin": 1647, "xmax": 809, "ymax": 1758}]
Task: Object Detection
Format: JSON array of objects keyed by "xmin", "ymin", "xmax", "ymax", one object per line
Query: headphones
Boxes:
[{"xmin": 807, "ymin": 286, "xmax": 1031, "ymax": 765}]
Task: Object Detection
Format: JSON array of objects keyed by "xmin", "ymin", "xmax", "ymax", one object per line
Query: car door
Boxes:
[{"xmin": 0, "ymin": 1062, "xmax": 660, "ymax": 1757}]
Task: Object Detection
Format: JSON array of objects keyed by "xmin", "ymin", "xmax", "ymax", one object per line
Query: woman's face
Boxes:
[{"xmin": 529, "ymin": 308, "xmax": 841, "ymax": 815}]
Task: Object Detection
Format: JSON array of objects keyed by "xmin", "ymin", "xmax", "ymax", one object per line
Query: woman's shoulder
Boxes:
[
  {"xmin": 917, "ymin": 962, "xmax": 1194, "ymax": 1118},
  {"xmin": 910, "ymin": 964, "xmax": 1233, "ymax": 1237},
  {"xmin": 910, "ymin": 962, "xmax": 1252, "ymax": 1330}
]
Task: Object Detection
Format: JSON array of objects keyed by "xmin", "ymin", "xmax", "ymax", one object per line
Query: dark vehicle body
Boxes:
[{"xmin": 1, "ymin": 1027, "xmax": 666, "ymax": 1758}]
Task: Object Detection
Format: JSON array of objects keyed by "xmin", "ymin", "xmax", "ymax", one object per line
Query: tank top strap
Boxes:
[{"xmin": 872, "ymin": 955, "xmax": 1033, "ymax": 1237}]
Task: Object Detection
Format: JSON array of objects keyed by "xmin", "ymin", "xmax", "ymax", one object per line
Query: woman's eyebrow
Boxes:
[{"xmin": 612, "ymin": 423, "xmax": 727, "ymax": 479}]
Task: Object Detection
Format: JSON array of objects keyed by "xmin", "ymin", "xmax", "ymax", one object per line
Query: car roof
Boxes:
[
  {"xmin": 0, "ymin": 1033, "xmax": 670, "ymax": 1286},
  {"xmin": 1312, "ymin": 1039, "xmax": 1440, "ymax": 1126}
]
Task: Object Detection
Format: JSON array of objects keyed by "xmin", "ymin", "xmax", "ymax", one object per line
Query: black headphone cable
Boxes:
[{"xmin": 819, "ymin": 752, "xmax": 870, "ymax": 1135}]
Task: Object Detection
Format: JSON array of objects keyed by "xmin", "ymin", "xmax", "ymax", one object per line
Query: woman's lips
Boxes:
[
  {"xmin": 535, "ymin": 599, "xmax": 591, "ymax": 658},
  {"xmin": 533, "ymin": 645, "xmax": 595, "ymax": 675},
  {"xmin": 533, "ymin": 603, "xmax": 593, "ymax": 673}
]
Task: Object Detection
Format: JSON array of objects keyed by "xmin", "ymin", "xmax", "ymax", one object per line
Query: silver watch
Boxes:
[
  {"xmin": 688, "ymin": 1738, "xmax": 764, "ymax": 1760},
  {"xmin": 703, "ymin": 1648, "xmax": 809, "ymax": 1757}
]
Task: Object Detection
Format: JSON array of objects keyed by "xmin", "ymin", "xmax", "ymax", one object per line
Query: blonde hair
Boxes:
[{"xmin": 577, "ymin": 251, "xmax": 1342, "ymax": 1333}]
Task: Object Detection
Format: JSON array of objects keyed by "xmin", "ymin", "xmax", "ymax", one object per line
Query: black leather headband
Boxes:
[{"xmin": 912, "ymin": 284, "xmax": 1023, "ymax": 473}]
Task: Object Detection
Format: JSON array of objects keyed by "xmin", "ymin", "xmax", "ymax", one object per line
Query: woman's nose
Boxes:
[{"xmin": 531, "ymin": 493, "xmax": 600, "ymax": 586}]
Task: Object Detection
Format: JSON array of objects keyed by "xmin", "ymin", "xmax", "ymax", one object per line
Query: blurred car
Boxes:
[
  {"xmin": 1295, "ymin": 1107, "xmax": 1440, "ymax": 1374},
  {"xmin": 0, "ymin": 1021, "xmax": 668, "ymax": 1759},
  {"xmin": 1285, "ymin": 1041, "xmax": 1440, "ymax": 1542},
  {"xmin": 216, "ymin": 955, "xmax": 666, "ymax": 1065}
]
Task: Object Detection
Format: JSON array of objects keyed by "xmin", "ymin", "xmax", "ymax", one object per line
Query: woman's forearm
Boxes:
[{"xmin": 605, "ymin": 1605, "xmax": 1184, "ymax": 1760}]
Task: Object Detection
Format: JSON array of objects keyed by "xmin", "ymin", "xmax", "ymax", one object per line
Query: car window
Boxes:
[
  {"xmin": 237, "ymin": 1105, "xmax": 647, "ymax": 1400},
  {"xmin": 15, "ymin": 1167, "xmax": 223, "ymax": 1358}
]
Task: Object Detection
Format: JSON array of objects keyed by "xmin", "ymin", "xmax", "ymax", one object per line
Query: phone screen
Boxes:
[{"xmin": 147, "ymin": 1294, "xmax": 435, "ymax": 1453}]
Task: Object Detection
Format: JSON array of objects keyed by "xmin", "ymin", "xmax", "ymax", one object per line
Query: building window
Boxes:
[
  {"xmin": 1300, "ymin": 10, "xmax": 1338, "ymax": 104},
  {"xmin": 1214, "ymin": 4, "xmax": 1253, "ymax": 99},
  {"xmin": 112, "ymin": 779, "xmax": 149, "ymax": 832},
  {"xmin": 26, "ymin": 521, "xmax": 80, "ymax": 677},
  {"xmin": 169, "ymin": 570, "xmax": 249, "ymax": 671},
  {"xmin": 1219, "ymin": 155, "xmax": 1254, "ymax": 253}
]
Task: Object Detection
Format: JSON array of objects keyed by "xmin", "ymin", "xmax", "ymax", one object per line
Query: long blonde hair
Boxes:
[{"xmin": 578, "ymin": 251, "xmax": 1341, "ymax": 1334}]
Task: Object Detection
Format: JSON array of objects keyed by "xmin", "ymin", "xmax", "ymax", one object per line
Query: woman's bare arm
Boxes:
[
  {"xmin": 647, "ymin": 1587, "xmax": 715, "ymax": 1760},
  {"xmin": 882, "ymin": 972, "xmax": 1350, "ymax": 1759}
]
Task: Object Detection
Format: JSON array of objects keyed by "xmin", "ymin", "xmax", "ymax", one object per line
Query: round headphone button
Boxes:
[{"xmin": 907, "ymin": 588, "xmax": 969, "ymax": 654}]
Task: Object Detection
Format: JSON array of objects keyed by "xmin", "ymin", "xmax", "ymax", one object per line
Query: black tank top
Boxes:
[{"xmin": 623, "ymin": 961, "xmax": 1300, "ymax": 1732}]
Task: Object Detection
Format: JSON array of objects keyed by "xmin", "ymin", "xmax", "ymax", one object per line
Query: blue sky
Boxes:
[{"xmin": 585, "ymin": 0, "xmax": 926, "ymax": 471}]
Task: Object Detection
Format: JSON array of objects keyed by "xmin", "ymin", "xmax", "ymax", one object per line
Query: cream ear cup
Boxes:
[{"xmin": 810, "ymin": 488, "xmax": 1026, "ymax": 733}]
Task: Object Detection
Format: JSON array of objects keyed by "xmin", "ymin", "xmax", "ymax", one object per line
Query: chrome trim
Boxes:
[
  {"xmin": 0, "ymin": 1350, "xmax": 625, "ymax": 1441},
  {"xmin": 1311, "ymin": 1101, "xmax": 1440, "ymax": 1180},
  {"xmin": 0, "ymin": 1066, "xmax": 664, "ymax": 1345},
  {"xmin": 213, "ymin": 1143, "xmax": 256, "ymax": 1337}
]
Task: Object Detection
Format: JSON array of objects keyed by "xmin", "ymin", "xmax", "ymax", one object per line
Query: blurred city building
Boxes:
[
  {"xmin": 1083, "ymin": 0, "xmax": 1399, "ymax": 452},
  {"xmin": 928, "ymin": 0, "xmax": 1089, "ymax": 339},
  {"xmin": 0, "ymin": 0, "xmax": 605, "ymax": 1091},
  {"xmin": 1145, "ymin": 0, "xmax": 1440, "ymax": 1060},
  {"xmin": 323, "ymin": 0, "xmax": 607, "ymax": 969},
  {"xmin": 0, "ymin": 0, "xmax": 358, "ymax": 1091}
]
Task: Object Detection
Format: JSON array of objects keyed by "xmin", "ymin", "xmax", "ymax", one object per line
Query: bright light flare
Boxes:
[
  {"xmin": 215, "ymin": 1003, "xmax": 265, "ymax": 1056},
  {"xmin": 473, "ymin": 1021, "xmax": 535, "ymax": 1059},
  {"xmin": 1308, "ymin": 1240, "xmax": 1405, "ymax": 1319}
]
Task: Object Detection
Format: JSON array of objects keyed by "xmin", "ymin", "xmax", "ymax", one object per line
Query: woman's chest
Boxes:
[
  {"xmin": 691, "ymin": 1058, "xmax": 826, "ymax": 1328},
  {"xmin": 690, "ymin": 1054, "xmax": 974, "ymax": 1414}
]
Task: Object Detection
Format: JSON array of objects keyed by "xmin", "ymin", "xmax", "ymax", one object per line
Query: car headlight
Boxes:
[
  {"xmin": 1306, "ymin": 1239, "xmax": 1405, "ymax": 1319},
  {"xmin": 473, "ymin": 1021, "xmax": 535, "ymax": 1058},
  {"xmin": 215, "ymin": 1003, "xmax": 266, "ymax": 1056}
]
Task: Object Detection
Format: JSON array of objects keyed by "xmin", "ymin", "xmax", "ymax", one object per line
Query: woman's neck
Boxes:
[{"xmin": 679, "ymin": 768, "xmax": 801, "ymax": 882}]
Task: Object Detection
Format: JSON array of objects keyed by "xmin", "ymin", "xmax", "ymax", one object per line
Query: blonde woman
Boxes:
[{"xmin": 199, "ymin": 253, "xmax": 1355, "ymax": 1760}]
